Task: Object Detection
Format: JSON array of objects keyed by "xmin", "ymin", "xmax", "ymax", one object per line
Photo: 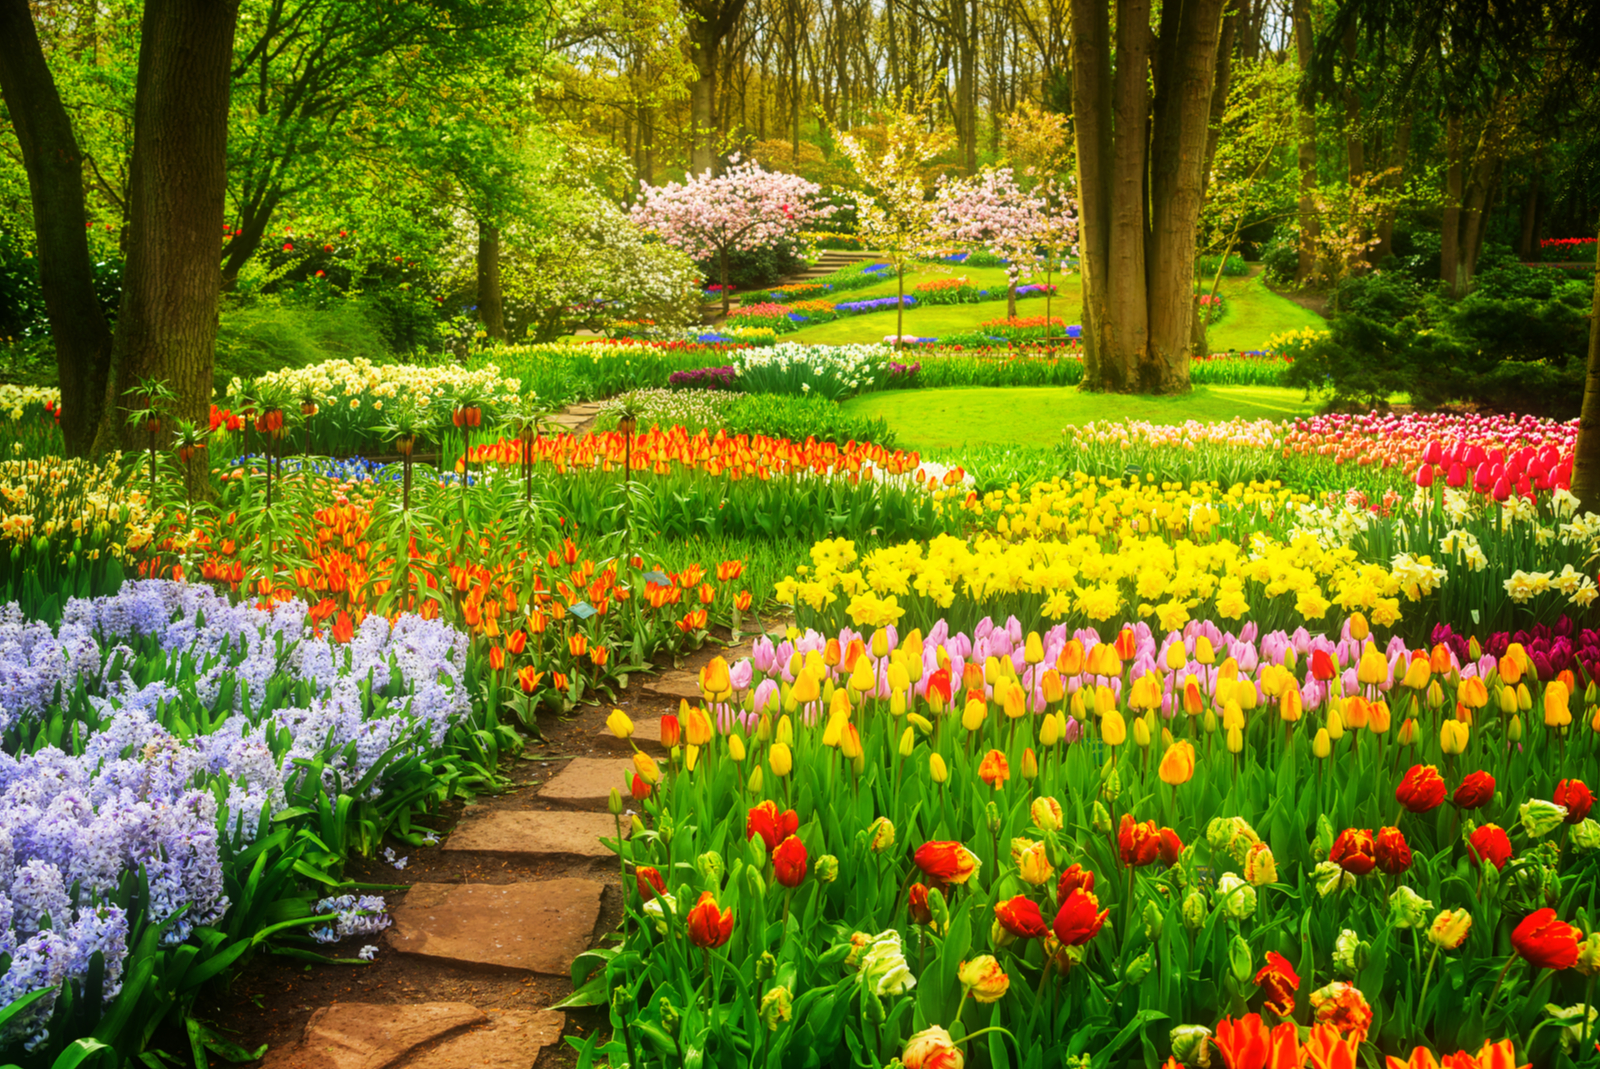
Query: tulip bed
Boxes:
[{"xmin": 594, "ymin": 616, "xmax": 1600, "ymax": 1068}]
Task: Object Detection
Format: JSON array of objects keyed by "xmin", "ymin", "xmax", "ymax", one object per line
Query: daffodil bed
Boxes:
[{"xmin": 593, "ymin": 618, "xmax": 1600, "ymax": 1068}]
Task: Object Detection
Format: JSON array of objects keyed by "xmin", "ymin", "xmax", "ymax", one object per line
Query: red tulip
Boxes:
[
  {"xmin": 1253, "ymin": 951, "xmax": 1300, "ymax": 1018},
  {"xmin": 1374, "ymin": 826, "xmax": 1412, "ymax": 874},
  {"xmin": 659, "ymin": 713, "xmax": 681, "ymax": 750},
  {"xmin": 747, "ymin": 801, "xmax": 799, "ymax": 852},
  {"xmin": 1158, "ymin": 827, "xmax": 1184, "ymax": 866},
  {"xmin": 1453, "ymin": 770, "xmax": 1495, "ymax": 809},
  {"xmin": 1311, "ymin": 649, "xmax": 1336, "ymax": 681},
  {"xmin": 1414, "ymin": 463, "xmax": 1434, "ymax": 488},
  {"xmin": 635, "ymin": 866, "xmax": 666, "ymax": 900},
  {"xmin": 1052, "ymin": 888, "xmax": 1108, "ymax": 946},
  {"xmin": 686, "ymin": 891, "xmax": 733, "ymax": 948},
  {"xmin": 772, "ymin": 835, "xmax": 807, "ymax": 887},
  {"xmin": 1056, "ymin": 864, "xmax": 1095, "ymax": 902},
  {"xmin": 1511, "ymin": 908, "xmax": 1582, "ymax": 970},
  {"xmin": 1467, "ymin": 823, "xmax": 1513, "ymax": 870},
  {"xmin": 1329, "ymin": 828, "xmax": 1376, "ymax": 875},
  {"xmin": 908, "ymin": 883, "xmax": 933, "ymax": 925},
  {"xmin": 1118, "ymin": 814, "xmax": 1162, "ymax": 867},
  {"xmin": 1555, "ymin": 779, "xmax": 1594, "ymax": 823},
  {"xmin": 1396, "ymin": 764, "xmax": 1447, "ymax": 813},
  {"xmin": 995, "ymin": 895, "xmax": 1049, "ymax": 940},
  {"xmin": 914, "ymin": 841, "xmax": 981, "ymax": 885}
]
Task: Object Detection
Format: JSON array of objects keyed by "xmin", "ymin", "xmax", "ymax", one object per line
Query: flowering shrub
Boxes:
[
  {"xmin": 598, "ymin": 614, "xmax": 1595, "ymax": 1064},
  {"xmin": 668, "ymin": 366, "xmax": 739, "ymax": 391}
]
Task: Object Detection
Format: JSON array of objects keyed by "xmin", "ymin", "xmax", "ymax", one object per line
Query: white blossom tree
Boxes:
[
  {"xmin": 631, "ymin": 156, "xmax": 832, "ymax": 314},
  {"xmin": 934, "ymin": 166, "xmax": 1044, "ymax": 318}
]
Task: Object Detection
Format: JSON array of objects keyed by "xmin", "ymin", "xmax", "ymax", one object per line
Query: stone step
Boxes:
[
  {"xmin": 593, "ymin": 717, "xmax": 667, "ymax": 755},
  {"xmin": 260, "ymin": 1002, "xmax": 565, "ymax": 1069},
  {"xmin": 539, "ymin": 757, "xmax": 658, "ymax": 810},
  {"xmin": 642, "ymin": 672, "xmax": 702, "ymax": 702},
  {"xmin": 388, "ymin": 880, "xmax": 605, "ymax": 975},
  {"xmin": 442, "ymin": 810, "xmax": 627, "ymax": 859}
]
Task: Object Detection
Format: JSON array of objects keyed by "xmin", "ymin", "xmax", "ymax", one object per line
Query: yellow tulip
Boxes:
[
  {"xmin": 822, "ymin": 713, "xmax": 845, "ymax": 748},
  {"xmin": 1508, "ymin": 713, "xmax": 1523, "ymax": 741},
  {"xmin": 684, "ymin": 744, "xmax": 700, "ymax": 772},
  {"xmin": 1024, "ymin": 632, "xmax": 1044, "ymax": 664},
  {"xmin": 899, "ymin": 726, "xmax": 916, "ymax": 757},
  {"xmin": 685, "ymin": 706, "xmax": 714, "ymax": 746},
  {"xmin": 871, "ymin": 628, "xmax": 889, "ymax": 658},
  {"xmin": 1021, "ymin": 747, "xmax": 1039, "ymax": 780},
  {"xmin": 887, "ymin": 662, "xmax": 910, "ymax": 692},
  {"xmin": 1516, "ymin": 682, "xmax": 1532, "ymax": 712},
  {"xmin": 849, "ymin": 655, "xmax": 875, "ymax": 693},
  {"xmin": 769, "ymin": 741, "xmax": 792, "ymax": 777},
  {"xmin": 962, "ymin": 698, "xmax": 988, "ymax": 732},
  {"xmin": 1165, "ymin": 641, "xmax": 1187, "ymax": 671},
  {"xmin": 728, "ymin": 734, "xmax": 746, "ymax": 761},
  {"xmin": 1102, "ymin": 710, "xmax": 1127, "ymax": 746},
  {"xmin": 606, "ymin": 708, "xmax": 634, "ymax": 740},
  {"xmin": 1069, "ymin": 689, "xmax": 1087, "ymax": 721},
  {"xmin": 840, "ymin": 723, "xmax": 863, "ymax": 760},
  {"xmin": 1158, "ymin": 740, "xmax": 1196, "ymax": 785},
  {"xmin": 791, "ymin": 669, "xmax": 821, "ymax": 705},
  {"xmin": 1440, "ymin": 718, "xmax": 1469, "ymax": 755},
  {"xmin": 1222, "ymin": 700, "xmax": 1244, "ymax": 731},
  {"xmin": 776, "ymin": 714, "xmax": 794, "ymax": 745},
  {"xmin": 1401, "ymin": 657, "xmax": 1431, "ymax": 689},
  {"xmin": 747, "ymin": 765, "xmax": 763, "ymax": 792},
  {"xmin": 1094, "ymin": 685, "xmax": 1117, "ymax": 717},
  {"xmin": 1458, "ymin": 676, "xmax": 1488, "ymax": 709},
  {"xmin": 1041, "ymin": 669, "xmax": 1065, "ymax": 704},
  {"xmin": 1017, "ymin": 839, "xmax": 1053, "ymax": 885},
  {"xmin": 1133, "ymin": 716, "xmax": 1152, "ymax": 749},
  {"xmin": 1279, "ymin": 687, "xmax": 1303, "ymax": 723},
  {"xmin": 1544, "ymin": 680, "xmax": 1572, "ymax": 727},
  {"xmin": 1039, "ymin": 713, "xmax": 1061, "ymax": 746},
  {"xmin": 1226, "ymin": 726, "xmax": 1244, "ymax": 753},
  {"xmin": 1312, "ymin": 728, "xmax": 1331, "ymax": 759},
  {"xmin": 1002, "ymin": 681, "xmax": 1027, "ymax": 719},
  {"xmin": 1348, "ymin": 612, "xmax": 1369, "ymax": 641},
  {"xmin": 907, "ymin": 712, "xmax": 932, "ymax": 732},
  {"xmin": 1195, "ymin": 636, "xmax": 1216, "ymax": 665},
  {"xmin": 1398, "ymin": 717, "xmax": 1417, "ymax": 746},
  {"xmin": 1368, "ymin": 700, "xmax": 1391, "ymax": 734},
  {"xmin": 1325, "ymin": 707, "xmax": 1344, "ymax": 742},
  {"xmin": 700, "ymin": 656, "xmax": 731, "ymax": 698},
  {"xmin": 633, "ymin": 750, "xmax": 661, "ymax": 784},
  {"xmin": 829, "ymin": 688, "xmax": 854, "ymax": 720},
  {"xmin": 930, "ymin": 752, "xmax": 949, "ymax": 783}
]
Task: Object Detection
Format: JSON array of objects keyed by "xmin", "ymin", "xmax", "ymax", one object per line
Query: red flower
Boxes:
[
  {"xmin": 1395, "ymin": 764, "xmax": 1447, "ymax": 813},
  {"xmin": 908, "ymin": 883, "xmax": 933, "ymax": 925},
  {"xmin": 1158, "ymin": 827, "xmax": 1184, "ymax": 866},
  {"xmin": 995, "ymin": 895, "xmax": 1049, "ymax": 939},
  {"xmin": 922, "ymin": 666, "xmax": 951, "ymax": 706},
  {"xmin": 1052, "ymin": 888, "xmax": 1108, "ymax": 946},
  {"xmin": 1056, "ymin": 863, "xmax": 1095, "ymax": 902},
  {"xmin": 686, "ymin": 891, "xmax": 733, "ymax": 948},
  {"xmin": 1453, "ymin": 770, "xmax": 1495, "ymax": 809},
  {"xmin": 1329, "ymin": 829, "xmax": 1376, "ymax": 876},
  {"xmin": 1253, "ymin": 951, "xmax": 1300, "ymax": 1018},
  {"xmin": 1467, "ymin": 824, "xmax": 1513, "ymax": 870},
  {"xmin": 914, "ymin": 841, "xmax": 981, "ymax": 884},
  {"xmin": 746, "ymin": 801, "xmax": 799, "ymax": 852},
  {"xmin": 1119, "ymin": 814, "xmax": 1162, "ymax": 867},
  {"xmin": 1214, "ymin": 1014, "xmax": 1299, "ymax": 1069},
  {"xmin": 635, "ymin": 866, "xmax": 666, "ymax": 900},
  {"xmin": 772, "ymin": 835, "xmax": 807, "ymax": 887},
  {"xmin": 1374, "ymin": 826, "xmax": 1412, "ymax": 874},
  {"xmin": 1311, "ymin": 649, "xmax": 1336, "ymax": 681},
  {"xmin": 1511, "ymin": 908, "xmax": 1582, "ymax": 970},
  {"xmin": 659, "ymin": 713, "xmax": 681, "ymax": 750},
  {"xmin": 1555, "ymin": 779, "xmax": 1594, "ymax": 823},
  {"xmin": 629, "ymin": 772, "xmax": 651, "ymax": 802}
]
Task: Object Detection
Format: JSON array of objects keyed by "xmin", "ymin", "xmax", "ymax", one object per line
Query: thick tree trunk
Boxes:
[
  {"xmin": 687, "ymin": 22, "xmax": 721, "ymax": 175},
  {"xmin": 93, "ymin": 0, "xmax": 239, "ymax": 457},
  {"xmin": 1200, "ymin": 0, "xmax": 1238, "ymax": 201},
  {"xmin": 0, "ymin": 0, "xmax": 114, "ymax": 456},
  {"xmin": 1069, "ymin": 0, "xmax": 1114, "ymax": 390},
  {"xmin": 1569, "ymin": 220, "xmax": 1600, "ymax": 513},
  {"xmin": 477, "ymin": 220, "xmax": 505, "ymax": 341},
  {"xmin": 1292, "ymin": 0, "xmax": 1318, "ymax": 285},
  {"xmin": 1441, "ymin": 113, "xmax": 1464, "ymax": 297}
]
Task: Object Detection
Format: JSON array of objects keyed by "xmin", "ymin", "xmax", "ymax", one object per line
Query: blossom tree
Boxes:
[
  {"xmin": 934, "ymin": 166, "xmax": 1044, "ymax": 318},
  {"xmin": 835, "ymin": 98, "xmax": 955, "ymax": 347},
  {"xmin": 632, "ymin": 157, "xmax": 832, "ymax": 315}
]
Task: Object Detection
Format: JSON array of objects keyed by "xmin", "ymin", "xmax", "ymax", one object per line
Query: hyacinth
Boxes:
[{"xmin": 310, "ymin": 894, "xmax": 392, "ymax": 944}]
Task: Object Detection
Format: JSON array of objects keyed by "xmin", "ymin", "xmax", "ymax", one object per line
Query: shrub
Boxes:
[
  {"xmin": 694, "ymin": 241, "xmax": 806, "ymax": 289},
  {"xmin": 1260, "ymin": 232, "xmax": 1299, "ymax": 285},
  {"xmin": 1196, "ymin": 251, "xmax": 1249, "ymax": 278},
  {"xmin": 215, "ymin": 297, "xmax": 397, "ymax": 384}
]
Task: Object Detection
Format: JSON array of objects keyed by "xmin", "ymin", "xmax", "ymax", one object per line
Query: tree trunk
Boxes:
[
  {"xmin": 1372, "ymin": 116, "xmax": 1410, "ymax": 262},
  {"xmin": 93, "ymin": 0, "xmax": 239, "ymax": 458},
  {"xmin": 1070, "ymin": 0, "xmax": 1114, "ymax": 389},
  {"xmin": 0, "ymin": 0, "xmax": 114, "ymax": 457},
  {"xmin": 1440, "ymin": 113, "xmax": 1464, "ymax": 297},
  {"xmin": 1200, "ymin": 0, "xmax": 1238, "ymax": 201},
  {"xmin": 1569, "ymin": 220, "xmax": 1600, "ymax": 512},
  {"xmin": 220, "ymin": 191, "xmax": 281, "ymax": 290},
  {"xmin": 1292, "ymin": 0, "xmax": 1318, "ymax": 285},
  {"xmin": 687, "ymin": 19, "xmax": 722, "ymax": 175},
  {"xmin": 477, "ymin": 219, "xmax": 505, "ymax": 341},
  {"xmin": 1517, "ymin": 172, "xmax": 1540, "ymax": 261}
]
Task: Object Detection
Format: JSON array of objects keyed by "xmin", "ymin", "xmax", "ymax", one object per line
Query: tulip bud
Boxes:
[
  {"xmin": 1226, "ymin": 726, "xmax": 1243, "ymax": 752},
  {"xmin": 728, "ymin": 734, "xmax": 747, "ymax": 762},
  {"xmin": 1031, "ymin": 796, "xmax": 1064, "ymax": 831},
  {"xmin": 1092, "ymin": 800, "xmax": 1112, "ymax": 834},
  {"xmin": 986, "ymin": 800, "xmax": 1002, "ymax": 835},
  {"xmin": 1101, "ymin": 767, "xmax": 1122, "ymax": 802},
  {"xmin": 1133, "ymin": 716, "xmax": 1151, "ymax": 748},
  {"xmin": 1574, "ymin": 819, "xmax": 1600, "ymax": 852},
  {"xmin": 1520, "ymin": 799, "xmax": 1569, "ymax": 838},
  {"xmin": 1398, "ymin": 718, "xmax": 1417, "ymax": 746},
  {"xmin": 1182, "ymin": 889, "xmax": 1208, "ymax": 931},
  {"xmin": 1171, "ymin": 1025, "xmax": 1213, "ymax": 1066},
  {"xmin": 631, "ymin": 814, "xmax": 646, "ymax": 837},
  {"xmin": 747, "ymin": 765, "xmax": 764, "ymax": 793},
  {"xmin": 1142, "ymin": 901, "xmax": 1164, "ymax": 940},
  {"xmin": 815, "ymin": 854, "xmax": 838, "ymax": 883},
  {"xmin": 1325, "ymin": 707, "xmax": 1344, "ymax": 742},
  {"xmin": 1428, "ymin": 909, "xmax": 1472, "ymax": 949},
  {"xmin": 776, "ymin": 714, "xmax": 794, "ymax": 745},
  {"xmin": 1389, "ymin": 885, "xmax": 1433, "ymax": 929},
  {"xmin": 929, "ymin": 753, "xmax": 949, "ymax": 783},
  {"xmin": 1218, "ymin": 873, "xmax": 1256, "ymax": 920},
  {"xmin": 927, "ymin": 887, "xmax": 951, "ymax": 933},
  {"xmin": 768, "ymin": 742, "xmax": 792, "ymax": 778},
  {"xmin": 1040, "ymin": 712, "xmax": 1061, "ymax": 746},
  {"xmin": 697, "ymin": 851, "xmax": 724, "ymax": 886},
  {"xmin": 608, "ymin": 788, "xmax": 624, "ymax": 815},
  {"xmin": 1312, "ymin": 727, "xmax": 1331, "ymax": 759},
  {"xmin": 1508, "ymin": 714, "xmax": 1523, "ymax": 741},
  {"xmin": 607, "ymin": 708, "xmax": 634, "ymax": 739},
  {"xmin": 1124, "ymin": 948, "xmax": 1155, "ymax": 985},
  {"xmin": 1022, "ymin": 747, "xmax": 1039, "ymax": 780},
  {"xmin": 1229, "ymin": 935, "xmax": 1254, "ymax": 983},
  {"xmin": 990, "ymin": 917, "xmax": 1017, "ymax": 948},
  {"xmin": 1333, "ymin": 929, "xmax": 1369, "ymax": 977},
  {"xmin": 868, "ymin": 817, "xmax": 895, "ymax": 853},
  {"xmin": 1203, "ymin": 709, "xmax": 1218, "ymax": 734},
  {"xmin": 1575, "ymin": 932, "xmax": 1600, "ymax": 976}
]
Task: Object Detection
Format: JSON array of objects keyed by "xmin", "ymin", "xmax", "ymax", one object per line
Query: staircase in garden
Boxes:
[{"xmin": 701, "ymin": 248, "xmax": 881, "ymax": 326}]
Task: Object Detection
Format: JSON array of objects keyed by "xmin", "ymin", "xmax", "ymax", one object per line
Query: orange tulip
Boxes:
[{"xmin": 686, "ymin": 891, "xmax": 733, "ymax": 948}]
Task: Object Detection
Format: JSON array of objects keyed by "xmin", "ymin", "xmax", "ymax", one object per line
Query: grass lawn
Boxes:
[
  {"xmin": 782, "ymin": 264, "xmax": 1320, "ymax": 352},
  {"xmin": 839, "ymin": 384, "xmax": 1315, "ymax": 451}
]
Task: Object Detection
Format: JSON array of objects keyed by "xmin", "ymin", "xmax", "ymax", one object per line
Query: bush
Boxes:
[
  {"xmin": 1329, "ymin": 271, "xmax": 1429, "ymax": 324},
  {"xmin": 215, "ymin": 297, "xmax": 399, "ymax": 384},
  {"xmin": 1260, "ymin": 232, "xmax": 1299, "ymax": 285},
  {"xmin": 695, "ymin": 241, "xmax": 806, "ymax": 289},
  {"xmin": 1196, "ymin": 252, "xmax": 1249, "ymax": 279},
  {"xmin": 719, "ymin": 393, "xmax": 895, "ymax": 447}
]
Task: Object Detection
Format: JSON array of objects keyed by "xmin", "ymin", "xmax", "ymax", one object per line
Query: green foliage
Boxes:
[
  {"xmin": 695, "ymin": 242, "xmax": 806, "ymax": 289},
  {"xmin": 1196, "ymin": 252, "xmax": 1250, "ymax": 278},
  {"xmin": 471, "ymin": 343, "xmax": 723, "ymax": 407},
  {"xmin": 1260, "ymin": 232, "xmax": 1300, "ymax": 285},
  {"xmin": 718, "ymin": 394, "xmax": 895, "ymax": 447},
  {"xmin": 215, "ymin": 298, "xmax": 397, "ymax": 384}
]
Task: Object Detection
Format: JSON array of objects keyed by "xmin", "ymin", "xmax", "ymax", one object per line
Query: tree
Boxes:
[
  {"xmin": 0, "ymin": 0, "xmax": 115, "ymax": 455},
  {"xmin": 0, "ymin": 0, "xmax": 239, "ymax": 458},
  {"xmin": 631, "ymin": 156, "xmax": 831, "ymax": 315},
  {"xmin": 1068, "ymin": 0, "xmax": 1229, "ymax": 394},
  {"xmin": 934, "ymin": 166, "xmax": 1043, "ymax": 318},
  {"xmin": 835, "ymin": 99, "xmax": 955, "ymax": 347},
  {"xmin": 683, "ymin": 0, "xmax": 750, "ymax": 174}
]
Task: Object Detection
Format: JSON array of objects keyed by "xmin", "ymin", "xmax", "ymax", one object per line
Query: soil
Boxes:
[
  {"xmin": 195, "ymin": 629, "xmax": 765, "ymax": 1068},
  {"xmin": 1262, "ymin": 273, "xmax": 1331, "ymax": 318}
]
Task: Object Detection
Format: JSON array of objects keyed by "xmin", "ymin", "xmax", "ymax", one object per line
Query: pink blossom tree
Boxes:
[
  {"xmin": 934, "ymin": 167, "xmax": 1043, "ymax": 318},
  {"xmin": 632, "ymin": 157, "xmax": 833, "ymax": 315}
]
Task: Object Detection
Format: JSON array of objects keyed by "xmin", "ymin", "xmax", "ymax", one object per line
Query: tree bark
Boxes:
[
  {"xmin": 0, "ymin": 0, "xmax": 114, "ymax": 456},
  {"xmin": 1517, "ymin": 171, "xmax": 1540, "ymax": 261},
  {"xmin": 1440, "ymin": 112, "xmax": 1464, "ymax": 297},
  {"xmin": 1372, "ymin": 116, "xmax": 1410, "ymax": 262},
  {"xmin": 1569, "ymin": 220, "xmax": 1600, "ymax": 512},
  {"xmin": 1292, "ymin": 0, "xmax": 1318, "ymax": 285},
  {"xmin": 477, "ymin": 219, "xmax": 505, "ymax": 341},
  {"xmin": 684, "ymin": 0, "xmax": 749, "ymax": 175},
  {"xmin": 93, "ymin": 0, "xmax": 239, "ymax": 457}
]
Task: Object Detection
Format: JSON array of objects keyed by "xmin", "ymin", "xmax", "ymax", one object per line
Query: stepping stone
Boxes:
[
  {"xmin": 644, "ymin": 672, "xmax": 702, "ymax": 701},
  {"xmin": 539, "ymin": 757, "xmax": 653, "ymax": 810},
  {"xmin": 442, "ymin": 810, "xmax": 624, "ymax": 859},
  {"xmin": 260, "ymin": 1001, "xmax": 482, "ymax": 1069},
  {"xmin": 388, "ymin": 880, "xmax": 604, "ymax": 974},
  {"xmin": 593, "ymin": 717, "xmax": 667, "ymax": 754},
  {"xmin": 407, "ymin": 1009, "xmax": 564, "ymax": 1069},
  {"xmin": 260, "ymin": 1003, "xmax": 565, "ymax": 1069}
]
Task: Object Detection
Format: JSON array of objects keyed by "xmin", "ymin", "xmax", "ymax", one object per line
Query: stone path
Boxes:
[
  {"xmin": 261, "ymin": 1002, "xmax": 565, "ymax": 1069},
  {"xmin": 545, "ymin": 401, "xmax": 602, "ymax": 436}
]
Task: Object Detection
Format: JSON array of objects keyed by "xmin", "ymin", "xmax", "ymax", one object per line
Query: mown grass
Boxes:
[{"xmin": 839, "ymin": 384, "xmax": 1316, "ymax": 451}]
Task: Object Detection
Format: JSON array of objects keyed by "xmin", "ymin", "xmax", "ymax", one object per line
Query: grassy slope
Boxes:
[
  {"xmin": 839, "ymin": 384, "xmax": 1315, "ymax": 451},
  {"xmin": 783, "ymin": 264, "xmax": 1319, "ymax": 352}
]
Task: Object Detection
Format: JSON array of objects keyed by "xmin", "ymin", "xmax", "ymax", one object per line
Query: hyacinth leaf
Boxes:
[{"xmin": 186, "ymin": 1019, "xmax": 266, "ymax": 1069}]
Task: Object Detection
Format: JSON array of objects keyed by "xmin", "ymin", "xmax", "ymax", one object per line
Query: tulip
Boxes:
[
  {"xmin": 1280, "ymin": 688, "xmax": 1303, "ymax": 722},
  {"xmin": 1119, "ymin": 814, "xmax": 1162, "ymax": 867},
  {"xmin": 635, "ymin": 866, "xmax": 667, "ymax": 901},
  {"xmin": 1021, "ymin": 747, "xmax": 1039, "ymax": 780},
  {"xmin": 1401, "ymin": 656, "xmax": 1431, "ymax": 689},
  {"xmin": 908, "ymin": 883, "xmax": 934, "ymax": 926},
  {"xmin": 1512, "ymin": 908, "xmax": 1583, "ymax": 970},
  {"xmin": 685, "ymin": 890, "xmax": 733, "ymax": 948},
  {"xmin": 1031, "ymin": 796, "xmax": 1064, "ymax": 831},
  {"xmin": 1453, "ymin": 770, "xmax": 1495, "ymax": 809},
  {"xmin": 1052, "ymin": 888, "xmax": 1109, "ymax": 946},
  {"xmin": 1244, "ymin": 842, "xmax": 1278, "ymax": 887},
  {"xmin": 1312, "ymin": 728, "xmax": 1332, "ymax": 759},
  {"xmin": 1213, "ymin": 1015, "xmax": 1299, "ymax": 1069},
  {"xmin": 1254, "ymin": 950, "xmax": 1300, "ymax": 1017},
  {"xmin": 1439, "ymin": 718, "xmax": 1469, "ymax": 755},
  {"xmin": 1158, "ymin": 827, "xmax": 1184, "ymax": 866},
  {"xmin": 995, "ymin": 895, "xmax": 1049, "ymax": 939},
  {"xmin": 685, "ymin": 706, "xmax": 714, "ymax": 746},
  {"xmin": 1309, "ymin": 981, "xmax": 1373, "ymax": 1042},
  {"xmin": 606, "ymin": 708, "xmax": 634, "ymax": 740},
  {"xmin": 1329, "ymin": 828, "xmax": 1377, "ymax": 875},
  {"xmin": 1427, "ymin": 909, "xmax": 1472, "ymax": 949},
  {"xmin": 929, "ymin": 753, "xmax": 949, "ymax": 783},
  {"xmin": 914, "ymin": 841, "xmax": 981, "ymax": 885},
  {"xmin": 1396, "ymin": 764, "xmax": 1447, "ymax": 813},
  {"xmin": 1056, "ymin": 863, "xmax": 1095, "ymax": 901},
  {"xmin": 1467, "ymin": 823, "xmax": 1513, "ymax": 869},
  {"xmin": 1024, "ymin": 631, "xmax": 1044, "ymax": 664},
  {"xmin": 1555, "ymin": 779, "xmax": 1594, "ymax": 823},
  {"xmin": 659, "ymin": 713, "xmax": 681, "ymax": 750},
  {"xmin": 1545, "ymin": 680, "xmax": 1572, "ymax": 727},
  {"xmin": 633, "ymin": 751, "xmax": 661, "ymax": 785},
  {"xmin": 1017, "ymin": 840, "xmax": 1054, "ymax": 886},
  {"xmin": 958, "ymin": 955, "xmax": 1010, "ymax": 1002},
  {"xmin": 868, "ymin": 816, "xmax": 896, "ymax": 852},
  {"xmin": 1158, "ymin": 740, "xmax": 1196, "ymax": 786},
  {"xmin": 772, "ymin": 835, "xmax": 807, "ymax": 887},
  {"xmin": 1311, "ymin": 649, "xmax": 1336, "ymax": 681},
  {"xmin": 978, "ymin": 749, "xmax": 1010, "ymax": 789},
  {"xmin": 1102, "ymin": 710, "xmax": 1127, "ymax": 746},
  {"xmin": 1519, "ymin": 799, "xmax": 1568, "ymax": 838},
  {"xmin": 768, "ymin": 741, "xmax": 792, "ymax": 777},
  {"xmin": 727, "ymin": 734, "xmax": 746, "ymax": 762},
  {"xmin": 1374, "ymin": 826, "xmax": 1412, "ymax": 874},
  {"xmin": 747, "ymin": 801, "xmax": 799, "ymax": 851},
  {"xmin": 902, "ymin": 1026, "xmax": 963, "ymax": 1069},
  {"xmin": 961, "ymin": 698, "xmax": 987, "ymax": 732}
]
